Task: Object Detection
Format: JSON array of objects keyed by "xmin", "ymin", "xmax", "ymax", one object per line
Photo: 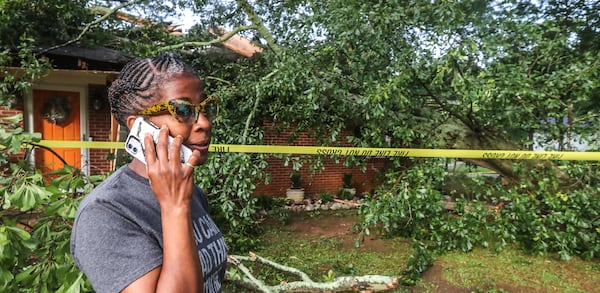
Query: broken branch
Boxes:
[
  {"xmin": 157, "ymin": 25, "xmax": 259, "ymax": 54},
  {"xmin": 227, "ymin": 252, "xmax": 399, "ymax": 292}
]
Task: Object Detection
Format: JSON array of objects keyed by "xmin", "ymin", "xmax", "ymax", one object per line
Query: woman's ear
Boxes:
[{"xmin": 126, "ymin": 115, "xmax": 139, "ymax": 130}]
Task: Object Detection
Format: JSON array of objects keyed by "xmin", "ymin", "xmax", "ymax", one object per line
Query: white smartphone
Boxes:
[{"xmin": 124, "ymin": 117, "xmax": 193, "ymax": 165}]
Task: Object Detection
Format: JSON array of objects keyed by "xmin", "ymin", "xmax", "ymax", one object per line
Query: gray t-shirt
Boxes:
[{"xmin": 70, "ymin": 165, "xmax": 227, "ymax": 292}]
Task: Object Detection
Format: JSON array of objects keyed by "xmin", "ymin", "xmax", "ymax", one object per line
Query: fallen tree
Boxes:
[{"xmin": 227, "ymin": 252, "xmax": 399, "ymax": 293}]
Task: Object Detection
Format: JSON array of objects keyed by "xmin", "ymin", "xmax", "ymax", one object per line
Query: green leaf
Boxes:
[
  {"xmin": 6, "ymin": 226, "xmax": 30, "ymax": 241},
  {"xmin": 0, "ymin": 266, "xmax": 14, "ymax": 290},
  {"xmin": 56, "ymin": 272, "xmax": 84, "ymax": 293},
  {"xmin": 9, "ymin": 182, "xmax": 52, "ymax": 211},
  {"xmin": 1, "ymin": 113, "xmax": 22, "ymax": 124}
]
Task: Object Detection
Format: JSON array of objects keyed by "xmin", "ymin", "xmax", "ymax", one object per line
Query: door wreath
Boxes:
[{"xmin": 41, "ymin": 96, "xmax": 71, "ymax": 125}]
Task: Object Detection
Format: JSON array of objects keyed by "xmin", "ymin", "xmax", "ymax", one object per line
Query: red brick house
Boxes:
[
  {"xmin": 3, "ymin": 46, "xmax": 127, "ymax": 175},
  {"xmin": 254, "ymin": 121, "xmax": 386, "ymax": 197},
  {"xmin": 3, "ymin": 45, "xmax": 384, "ymax": 198}
]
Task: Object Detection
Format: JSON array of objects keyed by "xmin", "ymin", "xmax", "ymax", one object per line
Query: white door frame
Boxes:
[{"xmin": 25, "ymin": 83, "xmax": 90, "ymax": 175}]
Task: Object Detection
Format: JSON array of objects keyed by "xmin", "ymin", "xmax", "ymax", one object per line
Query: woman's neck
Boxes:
[{"xmin": 128, "ymin": 159, "xmax": 148, "ymax": 179}]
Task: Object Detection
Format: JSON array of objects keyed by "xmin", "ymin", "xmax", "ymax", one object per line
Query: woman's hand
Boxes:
[{"xmin": 143, "ymin": 125, "xmax": 201, "ymax": 210}]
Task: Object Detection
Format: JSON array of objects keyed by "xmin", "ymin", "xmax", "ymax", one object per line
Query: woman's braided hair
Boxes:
[{"xmin": 108, "ymin": 53, "xmax": 199, "ymax": 128}]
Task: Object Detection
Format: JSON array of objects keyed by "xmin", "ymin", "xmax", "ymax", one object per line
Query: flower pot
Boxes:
[{"xmin": 286, "ymin": 188, "xmax": 305, "ymax": 204}]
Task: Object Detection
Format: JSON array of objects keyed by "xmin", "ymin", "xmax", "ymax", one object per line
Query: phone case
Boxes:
[{"xmin": 124, "ymin": 117, "xmax": 193, "ymax": 164}]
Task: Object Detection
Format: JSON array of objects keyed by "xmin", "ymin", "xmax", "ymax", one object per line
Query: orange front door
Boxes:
[{"xmin": 33, "ymin": 89, "xmax": 81, "ymax": 173}]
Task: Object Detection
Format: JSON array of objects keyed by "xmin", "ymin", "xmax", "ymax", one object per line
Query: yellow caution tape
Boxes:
[
  {"xmin": 35, "ymin": 141, "xmax": 123, "ymax": 149},
  {"xmin": 33, "ymin": 140, "xmax": 600, "ymax": 161}
]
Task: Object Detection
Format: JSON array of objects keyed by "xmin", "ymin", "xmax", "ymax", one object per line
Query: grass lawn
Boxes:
[{"xmin": 224, "ymin": 209, "xmax": 600, "ymax": 292}]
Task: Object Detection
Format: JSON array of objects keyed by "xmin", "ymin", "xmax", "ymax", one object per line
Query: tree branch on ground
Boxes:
[{"xmin": 227, "ymin": 252, "xmax": 399, "ymax": 292}]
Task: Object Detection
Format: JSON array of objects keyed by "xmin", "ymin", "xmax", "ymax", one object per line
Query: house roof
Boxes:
[
  {"xmin": 43, "ymin": 45, "xmax": 134, "ymax": 64},
  {"xmin": 40, "ymin": 45, "xmax": 134, "ymax": 71}
]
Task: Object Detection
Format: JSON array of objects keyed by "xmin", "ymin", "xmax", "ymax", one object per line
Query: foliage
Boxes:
[
  {"xmin": 402, "ymin": 241, "xmax": 434, "ymax": 286},
  {"xmin": 342, "ymin": 173, "xmax": 352, "ymax": 188},
  {"xmin": 0, "ymin": 115, "xmax": 39, "ymax": 165},
  {"xmin": 0, "ymin": 0, "xmax": 94, "ymax": 49},
  {"xmin": 255, "ymin": 195, "xmax": 291, "ymax": 225},
  {"xmin": 0, "ymin": 18, "xmax": 95, "ymax": 290},
  {"xmin": 0, "ymin": 160, "xmax": 105, "ymax": 292},
  {"xmin": 499, "ymin": 164, "xmax": 600, "ymax": 261},
  {"xmin": 197, "ymin": 152, "xmax": 269, "ymax": 253},
  {"xmin": 319, "ymin": 191, "xmax": 334, "ymax": 204},
  {"xmin": 0, "ymin": 37, "xmax": 51, "ymax": 105},
  {"xmin": 336, "ymin": 173, "xmax": 356, "ymax": 200},
  {"xmin": 359, "ymin": 159, "xmax": 446, "ymax": 238},
  {"xmin": 358, "ymin": 160, "xmax": 600, "ymax": 283},
  {"xmin": 335, "ymin": 188, "xmax": 354, "ymax": 201},
  {"xmin": 289, "ymin": 172, "xmax": 302, "ymax": 189}
]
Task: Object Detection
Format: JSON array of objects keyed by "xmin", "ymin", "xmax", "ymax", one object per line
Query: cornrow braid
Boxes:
[{"xmin": 108, "ymin": 53, "xmax": 199, "ymax": 128}]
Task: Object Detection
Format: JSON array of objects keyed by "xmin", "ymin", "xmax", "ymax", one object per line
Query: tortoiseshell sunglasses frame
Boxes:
[{"xmin": 137, "ymin": 95, "xmax": 218, "ymax": 122}]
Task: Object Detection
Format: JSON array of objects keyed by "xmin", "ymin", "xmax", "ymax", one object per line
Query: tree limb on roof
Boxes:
[
  {"xmin": 157, "ymin": 26, "xmax": 264, "ymax": 58},
  {"xmin": 40, "ymin": 0, "xmax": 267, "ymax": 61},
  {"xmin": 208, "ymin": 26, "xmax": 263, "ymax": 58},
  {"xmin": 90, "ymin": 5, "xmax": 183, "ymax": 35}
]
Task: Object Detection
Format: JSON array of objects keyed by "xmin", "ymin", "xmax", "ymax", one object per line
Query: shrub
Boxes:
[
  {"xmin": 342, "ymin": 173, "xmax": 353, "ymax": 188},
  {"xmin": 290, "ymin": 172, "xmax": 302, "ymax": 189},
  {"xmin": 320, "ymin": 191, "xmax": 335, "ymax": 203},
  {"xmin": 358, "ymin": 158, "xmax": 600, "ymax": 283},
  {"xmin": 197, "ymin": 153, "xmax": 269, "ymax": 253}
]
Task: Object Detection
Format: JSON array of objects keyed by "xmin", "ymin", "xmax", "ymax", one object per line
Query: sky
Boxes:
[{"xmin": 173, "ymin": 9, "xmax": 196, "ymax": 33}]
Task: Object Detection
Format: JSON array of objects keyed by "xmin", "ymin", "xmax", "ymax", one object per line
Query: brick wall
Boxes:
[
  {"xmin": 87, "ymin": 84, "xmax": 113, "ymax": 174},
  {"xmin": 0, "ymin": 106, "xmax": 22, "ymax": 117},
  {"xmin": 254, "ymin": 121, "xmax": 386, "ymax": 198},
  {"xmin": 255, "ymin": 156, "xmax": 385, "ymax": 198},
  {"xmin": 1, "ymin": 97, "xmax": 26, "ymax": 165}
]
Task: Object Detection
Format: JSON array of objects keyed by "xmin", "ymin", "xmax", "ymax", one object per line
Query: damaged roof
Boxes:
[{"xmin": 40, "ymin": 45, "xmax": 135, "ymax": 71}]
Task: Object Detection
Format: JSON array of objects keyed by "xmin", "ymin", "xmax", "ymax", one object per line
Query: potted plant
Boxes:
[
  {"xmin": 337, "ymin": 173, "xmax": 356, "ymax": 200},
  {"xmin": 286, "ymin": 172, "xmax": 304, "ymax": 204}
]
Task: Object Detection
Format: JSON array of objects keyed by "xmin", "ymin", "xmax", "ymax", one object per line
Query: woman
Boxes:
[{"xmin": 70, "ymin": 54, "xmax": 227, "ymax": 293}]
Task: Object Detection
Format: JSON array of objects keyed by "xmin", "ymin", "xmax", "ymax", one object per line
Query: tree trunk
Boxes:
[{"xmin": 441, "ymin": 121, "xmax": 572, "ymax": 188}]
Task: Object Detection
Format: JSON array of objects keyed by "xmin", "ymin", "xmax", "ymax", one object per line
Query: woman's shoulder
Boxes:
[{"xmin": 77, "ymin": 165, "xmax": 153, "ymax": 214}]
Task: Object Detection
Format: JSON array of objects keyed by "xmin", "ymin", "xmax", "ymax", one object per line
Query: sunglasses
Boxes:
[{"xmin": 137, "ymin": 95, "xmax": 218, "ymax": 123}]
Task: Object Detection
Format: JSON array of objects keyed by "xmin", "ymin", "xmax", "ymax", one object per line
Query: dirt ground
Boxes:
[{"xmin": 279, "ymin": 211, "xmax": 598, "ymax": 293}]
